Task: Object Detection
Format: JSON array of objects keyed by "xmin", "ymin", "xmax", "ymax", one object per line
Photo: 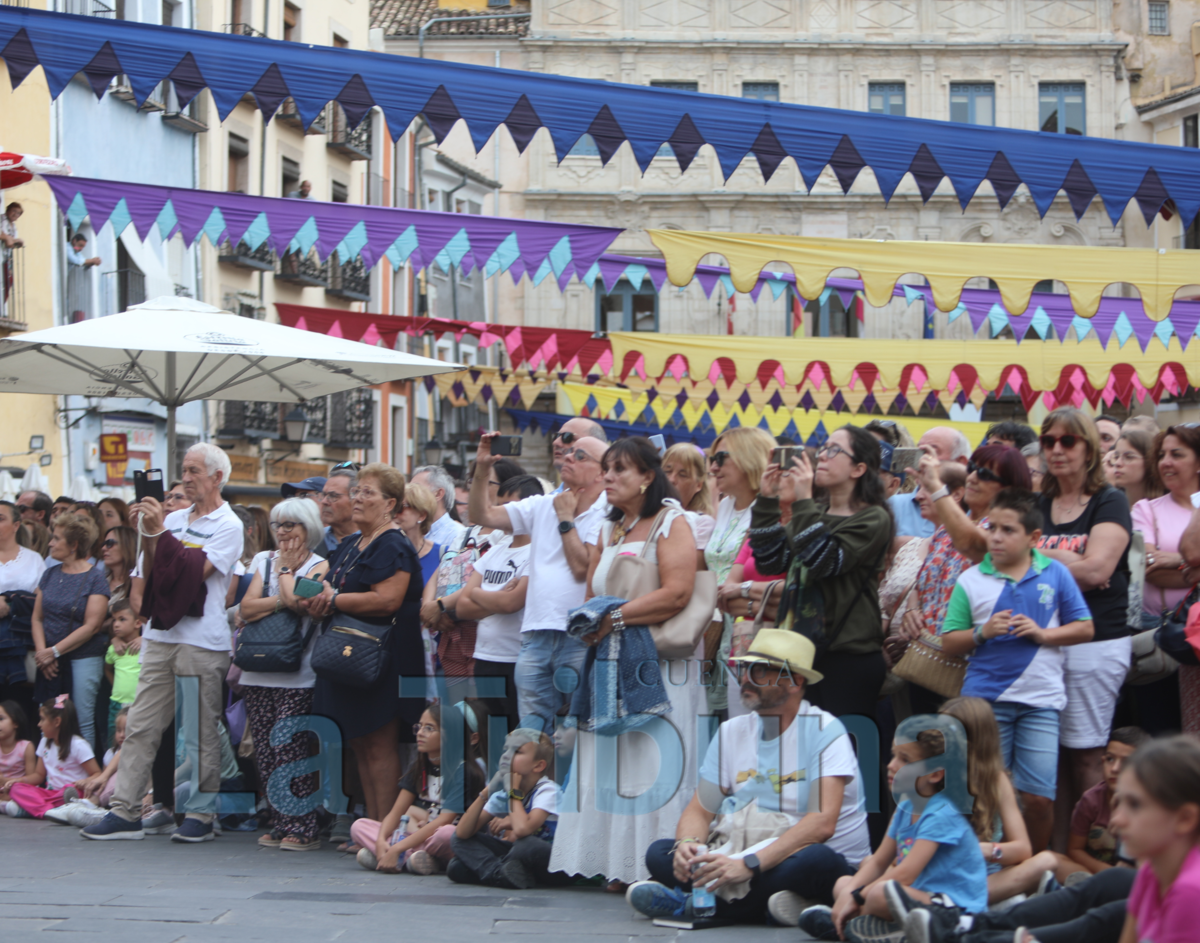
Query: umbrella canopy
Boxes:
[
  {"xmin": 0, "ymin": 151, "xmax": 69, "ymax": 189},
  {"xmin": 0, "ymin": 296, "xmax": 462, "ymax": 472}
]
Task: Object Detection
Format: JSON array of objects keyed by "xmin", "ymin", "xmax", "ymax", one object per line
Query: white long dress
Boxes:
[{"xmin": 549, "ymin": 503, "xmax": 707, "ymax": 883}]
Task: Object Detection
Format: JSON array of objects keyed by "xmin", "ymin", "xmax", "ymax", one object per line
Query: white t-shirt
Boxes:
[
  {"xmin": 37, "ymin": 735, "xmax": 95, "ymax": 790},
  {"xmin": 472, "ymin": 535, "xmax": 530, "ymax": 664},
  {"xmin": 505, "ymin": 491, "xmax": 609, "ymax": 633},
  {"xmin": 142, "ymin": 502, "xmax": 244, "ymax": 652},
  {"xmin": 236, "ymin": 550, "xmax": 325, "ymax": 689},
  {"xmin": 698, "ymin": 702, "xmax": 872, "ymax": 867},
  {"xmin": 483, "ymin": 775, "xmax": 560, "ymax": 841},
  {"xmin": 0, "ymin": 545, "xmax": 46, "ymax": 594}
]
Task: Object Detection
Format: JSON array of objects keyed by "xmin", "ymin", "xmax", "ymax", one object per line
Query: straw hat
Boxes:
[{"xmin": 731, "ymin": 629, "xmax": 824, "ymax": 684}]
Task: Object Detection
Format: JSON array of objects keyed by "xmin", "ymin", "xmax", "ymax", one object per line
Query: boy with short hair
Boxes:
[
  {"xmin": 449, "ymin": 730, "xmax": 570, "ymax": 889},
  {"xmin": 1065, "ymin": 726, "xmax": 1148, "ymax": 873},
  {"xmin": 941, "ymin": 489, "xmax": 1093, "ymax": 851},
  {"xmin": 104, "ymin": 601, "xmax": 143, "ymax": 741}
]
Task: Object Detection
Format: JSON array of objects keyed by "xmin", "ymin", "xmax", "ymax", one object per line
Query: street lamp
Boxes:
[
  {"xmin": 284, "ymin": 406, "xmax": 310, "ymax": 443},
  {"xmin": 423, "ymin": 437, "xmax": 445, "ymax": 466}
]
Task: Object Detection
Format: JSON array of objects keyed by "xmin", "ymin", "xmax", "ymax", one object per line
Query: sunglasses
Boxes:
[
  {"xmin": 330, "ymin": 461, "xmax": 362, "ymax": 472},
  {"xmin": 101, "ymin": 538, "xmax": 118, "ymax": 549},
  {"xmin": 710, "ymin": 450, "xmax": 731, "ymax": 467},
  {"xmin": 1039, "ymin": 433, "xmax": 1082, "ymax": 451},
  {"xmin": 967, "ymin": 461, "xmax": 1003, "ymax": 484},
  {"xmin": 565, "ymin": 449, "xmax": 597, "ymax": 463},
  {"xmin": 553, "ymin": 430, "xmax": 578, "ymax": 445}
]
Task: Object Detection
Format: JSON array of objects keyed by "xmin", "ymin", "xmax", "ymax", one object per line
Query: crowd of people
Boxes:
[{"xmin": 1, "ymin": 407, "xmax": 1199, "ymax": 943}]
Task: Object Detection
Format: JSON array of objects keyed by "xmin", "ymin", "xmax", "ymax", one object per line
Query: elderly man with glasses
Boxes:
[
  {"xmin": 316, "ymin": 465, "xmax": 360, "ymax": 558},
  {"xmin": 469, "ymin": 432, "xmax": 610, "ymax": 733},
  {"xmin": 548, "ymin": 418, "xmax": 607, "ymax": 494}
]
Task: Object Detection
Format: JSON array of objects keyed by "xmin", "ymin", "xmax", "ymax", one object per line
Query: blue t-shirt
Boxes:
[
  {"xmin": 889, "ymin": 492, "xmax": 935, "ymax": 539},
  {"xmin": 887, "ymin": 792, "xmax": 988, "ymax": 913},
  {"xmin": 418, "ymin": 542, "xmax": 442, "ymax": 587}
]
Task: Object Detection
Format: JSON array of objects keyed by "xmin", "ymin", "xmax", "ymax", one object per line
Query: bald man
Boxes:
[
  {"xmin": 890, "ymin": 426, "xmax": 974, "ymax": 537},
  {"xmin": 470, "ymin": 432, "xmax": 610, "ymax": 733}
]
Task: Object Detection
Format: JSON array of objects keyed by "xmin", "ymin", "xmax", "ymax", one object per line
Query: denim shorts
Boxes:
[{"xmin": 992, "ymin": 701, "xmax": 1060, "ymax": 799}]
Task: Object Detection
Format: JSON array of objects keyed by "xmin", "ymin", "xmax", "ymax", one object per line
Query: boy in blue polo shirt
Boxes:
[{"xmin": 941, "ymin": 489, "xmax": 1093, "ymax": 851}]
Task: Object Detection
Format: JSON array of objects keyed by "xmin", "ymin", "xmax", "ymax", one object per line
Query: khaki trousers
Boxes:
[{"xmin": 110, "ymin": 639, "xmax": 229, "ymax": 824}]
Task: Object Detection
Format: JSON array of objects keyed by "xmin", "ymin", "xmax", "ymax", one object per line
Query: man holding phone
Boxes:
[{"xmin": 83, "ymin": 444, "xmax": 243, "ymax": 845}]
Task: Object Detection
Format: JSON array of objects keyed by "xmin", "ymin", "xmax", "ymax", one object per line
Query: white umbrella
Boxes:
[
  {"xmin": 19, "ymin": 463, "xmax": 50, "ymax": 496},
  {"xmin": 0, "ymin": 471, "xmax": 15, "ymax": 501},
  {"xmin": 0, "ymin": 297, "xmax": 462, "ymax": 473},
  {"xmin": 69, "ymin": 474, "xmax": 101, "ymax": 503}
]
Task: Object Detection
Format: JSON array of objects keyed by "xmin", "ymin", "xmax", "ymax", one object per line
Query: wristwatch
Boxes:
[
  {"xmin": 743, "ymin": 853, "xmax": 762, "ymax": 877},
  {"xmin": 930, "ymin": 486, "xmax": 950, "ymax": 502},
  {"xmin": 558, "ymin": 519, "xmax": 575, "ymax": 535},
  {"xmin": 279, "ymin": 566, "xmax": 291, "ymax": 575},
  {"xmin": 740, "ymin": 581, "xmax": 753, "ymax": 598},
  {"xmin": 991, "ymin": 843, "xmax": 1004, "ymax": 863}
]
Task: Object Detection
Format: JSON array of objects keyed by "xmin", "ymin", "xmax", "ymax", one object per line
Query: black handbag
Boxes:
[
  {"xmin": 233, "ymin": 556, "xmax": 314, "ymax": 673},
  {"xmin": 1156, "ymin": 585, "xmax": 1200, "ymax": 668},
  {"xmin": 310, "ymin": 613, "xmax": 394, "ymax": 687}
]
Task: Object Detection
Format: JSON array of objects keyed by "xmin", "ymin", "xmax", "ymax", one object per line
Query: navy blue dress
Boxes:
[{"xmin": 312, "ymin": 529, "xmax": 426, "ymax": 741}]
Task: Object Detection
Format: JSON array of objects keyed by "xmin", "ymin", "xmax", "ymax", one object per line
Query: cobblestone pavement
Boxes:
[{"xmin": 3, "ymin": 817, "xmax": 809, "ymax": 942}]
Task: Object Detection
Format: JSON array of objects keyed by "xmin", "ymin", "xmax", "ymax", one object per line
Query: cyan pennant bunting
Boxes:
[
  {"xmin": 1112, "ymin": 312, "xmax": 1135, "ymax": 347},
  {"xmin": 1030, "ymin": 306, "xmax": 1053, "ymax": 339},
  {"xmin": 154, "ymin": 200, "xmax": 178, "ymax": 240},
  {"xmin": 987, "ymin": 303, "xmax": 1009, "ymax": 337}
]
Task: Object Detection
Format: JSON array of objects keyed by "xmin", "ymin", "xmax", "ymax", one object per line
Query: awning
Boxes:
[
  {"xmin": 4, "ymin": 6, "xmax": 1200, "ymax": 226},
  {"xmin": 44, "ymin": 176, "xmax": 621, "ymax": 284},
  {"xmin": 649, "ymin": 229, "xmax": 1200, "ymax": 321}
]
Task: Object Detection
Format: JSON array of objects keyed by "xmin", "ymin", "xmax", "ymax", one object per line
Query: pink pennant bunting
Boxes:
[
  {"xmin": 595, "ymin": 349, "xmax": 614, "ymax": 377},
  {"xmin": 327, "ymin": 321, "xmax": 344, "ymax": 338},
  {"xmin": 294, "ymin": 316, "xmax": 308, "ymax": 332},
  {"xmin": 360, "ymin": 323, "xmax": 382, "ymax": 346}
]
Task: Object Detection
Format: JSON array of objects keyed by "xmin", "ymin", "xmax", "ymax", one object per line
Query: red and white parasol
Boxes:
[{"xmin": 0, "ymin": 151, "xmax": 70, "ymax": 189}]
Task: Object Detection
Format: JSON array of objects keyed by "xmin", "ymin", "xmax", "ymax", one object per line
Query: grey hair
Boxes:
[
  {"xmin": 327, "ymin": 467, "xmax": 358, "ymax": 487},
  {"xmin": 1020, "ymin": 442, "xmax": 1042, "ymax": 459},
  {"xmin": 579, "ymin": 419, "xmax": 607, "ymax": 443},
  {"xmin": 948, "ymin": 430, "xmax": 971, "ymax": 461},
  {"xmin": 411, "ymin": 464, "xmax": 455, "ymax": 512},
  {"xmin": 185, "ymin": 442, "xmax": 232, "ymax": 483},
  {"xmin": 269, "ymin": 497, "xmax": 324, "ymax": 551}
]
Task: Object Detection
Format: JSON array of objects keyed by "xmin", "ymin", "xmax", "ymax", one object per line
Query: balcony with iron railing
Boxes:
[
  {"xmin": 224, "ymin": 22, "xmax": 266, "ymax": 37},
  {"xmin": 219, "ymin": 239, "xmax": 276, "ymax": 272},
  {"xmin": 0, "ymin": 245, "xmax": 27, "ymax": 332},
  {"xmin": 218, "ymin": 392, "xmax": 371, "ymax": 448},
  {"xmin": 58, "ymin": 0, "xmax": 114, "ymax": 17},
  {"xmin": 326, "ymin": 255, "xmax": 370, "ymax": 302},
  {"xmin": 275, "ymin": 248, "xmax": 329, "ymax": 288},
  {"xmin": 326, "ymin": 104, "xmax": 372, "ymax": 160},
  {"xmin": 278, "ymin": 97, "xmax": 327, "ymax": 135},
  {"xmin": 102, "ymin": 267, "xmax": 146, "ymax": 314}
]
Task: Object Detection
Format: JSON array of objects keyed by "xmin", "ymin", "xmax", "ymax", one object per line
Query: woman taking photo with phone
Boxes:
[{"xmin": 238, "ymin": 497, "xmax": 328, "ymax": 851}]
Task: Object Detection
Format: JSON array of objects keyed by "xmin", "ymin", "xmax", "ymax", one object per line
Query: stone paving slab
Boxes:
[{"xmin": 5, "ymin": 817, "xmax": 817, "ymax": 942}]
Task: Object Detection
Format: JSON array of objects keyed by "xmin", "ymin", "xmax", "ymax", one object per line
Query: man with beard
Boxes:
[{"xmin": 628, "ymin": 630, "xmax": 870, "ymax": 924}]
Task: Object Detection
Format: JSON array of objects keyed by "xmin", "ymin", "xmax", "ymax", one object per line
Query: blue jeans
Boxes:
[
  {"xmin": 992, "ymin": 701, "xmax": 1060, "ymax": 799},
  {"xmin": 513, "ymin": 630, "xmax": 588, "ymax": 734},
  {"xmin": 70, "ymin": 656, "xmax": 104, "ymax": 750},
  {"xmin": 644, "ymin": 838, "xmax": 855, "ymax": 922}
]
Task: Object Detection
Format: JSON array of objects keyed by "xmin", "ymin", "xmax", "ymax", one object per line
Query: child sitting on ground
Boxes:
[
  {"xmin": 449, "ymin": 730, "xmax": 570, "ymax": 889},
  {"xmin": 0, "ymin": 700, "xmax": 35, "ymax": 806},
  {"xmin": 352, "ymin": 704, "xmax": 484, "ymax": 875},
  {"xmin": 798, "ymin": 721, "xmax": 988, "ymax": 943},
  {"xmin": 5, "ymin": 695, "xmax": 100, "ymax": 818},
  {"xmin": 104, "ymin": 601, "xmax": 142, "ymax": 733},
  {"xmin": 940, "ymin": 489, "xmax": 1093, "ymax": 854},
  {"xmin": 43, "ymin": 707, "xmax": 128, "ymax": 827}
]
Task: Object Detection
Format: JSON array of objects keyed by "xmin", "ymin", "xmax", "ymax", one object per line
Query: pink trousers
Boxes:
[
  {"xmin": 9, "ymin": 783, "xmax": 67, "ymax": 817},
  {"xmin": 349, "ymin": 819, "xmax": 456, "ymax": 865}
]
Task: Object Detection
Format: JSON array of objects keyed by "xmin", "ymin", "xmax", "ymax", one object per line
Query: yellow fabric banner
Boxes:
[
  {"xmin": 608, "ymin": 332, "xmax": 1195, "ymax": 391},
  {"xmin": 647, "ymin": 228, "xmax": 1200, "ymax": 321}
]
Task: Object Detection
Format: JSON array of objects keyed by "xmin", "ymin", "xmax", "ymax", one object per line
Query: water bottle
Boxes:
[{"xmin": 690, "ymin": 843, "xmax": 716, "ymax": 918}]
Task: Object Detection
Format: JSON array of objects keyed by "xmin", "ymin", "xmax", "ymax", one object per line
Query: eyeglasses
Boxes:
[
  {"xmin": 1174, "ymin": 422, "xmax": 1200, "ymax": 430},
  {"xmin": 710, "ymin": 451, "xmax": 731, "ymax": 467},
  {"xmin": 73, "ymin": 501, "xmax": 97, "ymax": 509},
  {"xmin": 816, "ymin": 443, "xmax": 849, "ymax": 460},
  {"xmin": 553, "ymin": 430, "xmax": 578, "ymax": 445},
  {"xmin": 330, "ymin": 461, "xmax": 362, "ymax": 472},
  {"xmin": 318, "ymin": 489, "xmax": 349, "ymax": 502},
  {"xmin": 412, "ymin": 723, "xmax": 437, "ymax": 736},
  {"xmin": 270, "ymin": 521, "xmax": 301, "ymax": 532},
  {"xmin": 101, "ymin": 538, "xmax": 118, "ymax": 549},
  {"xmin": 349, "ymin": 487, "xmax": 381, "ymax": 499},
  {"xmin": 1039, "ymin": 434, "xmax": 1081, "ymax": 451},
  {"xmin": 967, "ymin": 461, "xmax": 1003, "ymax": 484},
  {"xmin": 565, "ymin": 449, "xmax": 598, "ymax": 463}
]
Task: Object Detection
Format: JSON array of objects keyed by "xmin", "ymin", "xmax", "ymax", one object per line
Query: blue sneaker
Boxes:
[
  {"xmin": 626, "ymin": 881, "xmax": 691, "ymax": 919},
  {"xmin": 81, "ymin": 812, "xmax": 144, "ymax": 840},
  {"xmin": 170, "ymin": 818, "xmax": 215, "ymax": 843},
  {"xmin": 797, "ymin": 905, "xmax": 839, "ymax": 941}
]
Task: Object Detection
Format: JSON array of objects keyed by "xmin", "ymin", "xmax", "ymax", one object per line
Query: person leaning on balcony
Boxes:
[
  {"xmin": 0, "ymin": 203, "xmax": 23, "ymax": 249},
  {"xmin": 287, "ymin": 180, "xmax": 312, "ymax": 199},
  {"xmin": 66, "ymin": 233, "xmax": 100, "ymax": 269}
]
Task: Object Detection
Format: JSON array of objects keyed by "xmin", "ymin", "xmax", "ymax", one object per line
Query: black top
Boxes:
[
  {"xmin": 398, "ymin": 759, "xmax": 483, "ymax": 816},
  {"xmin": 324, "ymin": 528, "xmax": 423, "ymax": 626},
  {"xmin": 1038, "ymin": 485, "xmax": 1131, "ymax": 642}
]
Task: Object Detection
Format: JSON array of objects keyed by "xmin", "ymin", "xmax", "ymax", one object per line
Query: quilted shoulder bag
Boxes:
[
  {"xmin": 310, "ymin": 539, "xmax": 396, "ymax": 686},
  {"xmin": 605, "ymin": 509, "xmax": 718, "ymax": 659},
  {"xmin": 233, "ymin": 555, "xmax": 312, "ymax": 673}
]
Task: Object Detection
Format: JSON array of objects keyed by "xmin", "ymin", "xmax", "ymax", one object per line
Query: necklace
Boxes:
[{"xmin": 611, "ymin": 513, "xmax": 640, "ymax": 545}]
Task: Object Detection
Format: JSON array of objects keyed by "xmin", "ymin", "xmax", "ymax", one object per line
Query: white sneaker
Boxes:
[
  {"xmin": 4, "ymin": 800, "xmax": 30, "ymax": 819},
  {"xmin": 768, "ymin": 890, "xmax": 817, "ymax": 927},
  {"xmin": 44, "ymin": 805, "xmax": 75, "ymax": 825},
  {"xmin": 48, "ymin": 802, "xmax": 107, "ymax": 827}
]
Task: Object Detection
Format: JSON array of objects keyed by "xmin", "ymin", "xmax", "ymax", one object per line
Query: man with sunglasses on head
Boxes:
[
  {"xmin": 317, "ymin": 466, "xmax": 360, "ymax": 558},
  {"xmin": 549, "ymin": 418, "xmax": 607, "ymax": 494},
  {"xmin": 469, "ymin": 432, "xmax": 610, "ymax": 733}
]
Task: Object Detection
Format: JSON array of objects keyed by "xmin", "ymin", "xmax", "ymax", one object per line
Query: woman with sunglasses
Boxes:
[
  {"xmin": 705, "ymin": 427, "xmax": 776, "ymax": 716},
  {"xmin": 1132, "ymin": 424, "xmax": 1200, "ymax": 735},
  {"xmin": 1035, "ymin": 407, "xmax": 1133, "ymax": 844},
  {"xmin": 751, "ymin": 426, "xmax": 893, "ymax": 719},
  {"xmin": 237, "ymin": 497, "xmax": 329, "ymax": 851}
]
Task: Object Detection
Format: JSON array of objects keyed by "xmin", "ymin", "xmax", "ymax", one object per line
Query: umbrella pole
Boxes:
[{"xmin": 166, "ymin": 352, "xmax": 176, "ymax": 481}]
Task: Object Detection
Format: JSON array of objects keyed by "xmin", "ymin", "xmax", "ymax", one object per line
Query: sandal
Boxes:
[
  {"xmin": 604, "ymin": 880, "xmax": 629, "ymax": 894},
  {"xmin": 280, "ymin": 836, "xmax": 322, "ymax": 852},
  {"xmin": 258, "ymin": 829, "xmax": 284, "ymax": 848},
  {"xmin": 337, "ymin": 841, "xmax": 360, "ymax": 854}
]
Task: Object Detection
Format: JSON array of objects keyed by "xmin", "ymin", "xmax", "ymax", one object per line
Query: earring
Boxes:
[{"xmin": 639, "ymin": 483, "xmax": 648, "ymax": 494}]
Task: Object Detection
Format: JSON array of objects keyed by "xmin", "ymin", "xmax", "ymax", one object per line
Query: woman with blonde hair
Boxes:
[
  {"xmin": 704, "ymin": 426, "xmax": 775, "ymax": 714},
  {"xmin": 396, "ymin": 480, "xmax": 442, "ymax": 585}
]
